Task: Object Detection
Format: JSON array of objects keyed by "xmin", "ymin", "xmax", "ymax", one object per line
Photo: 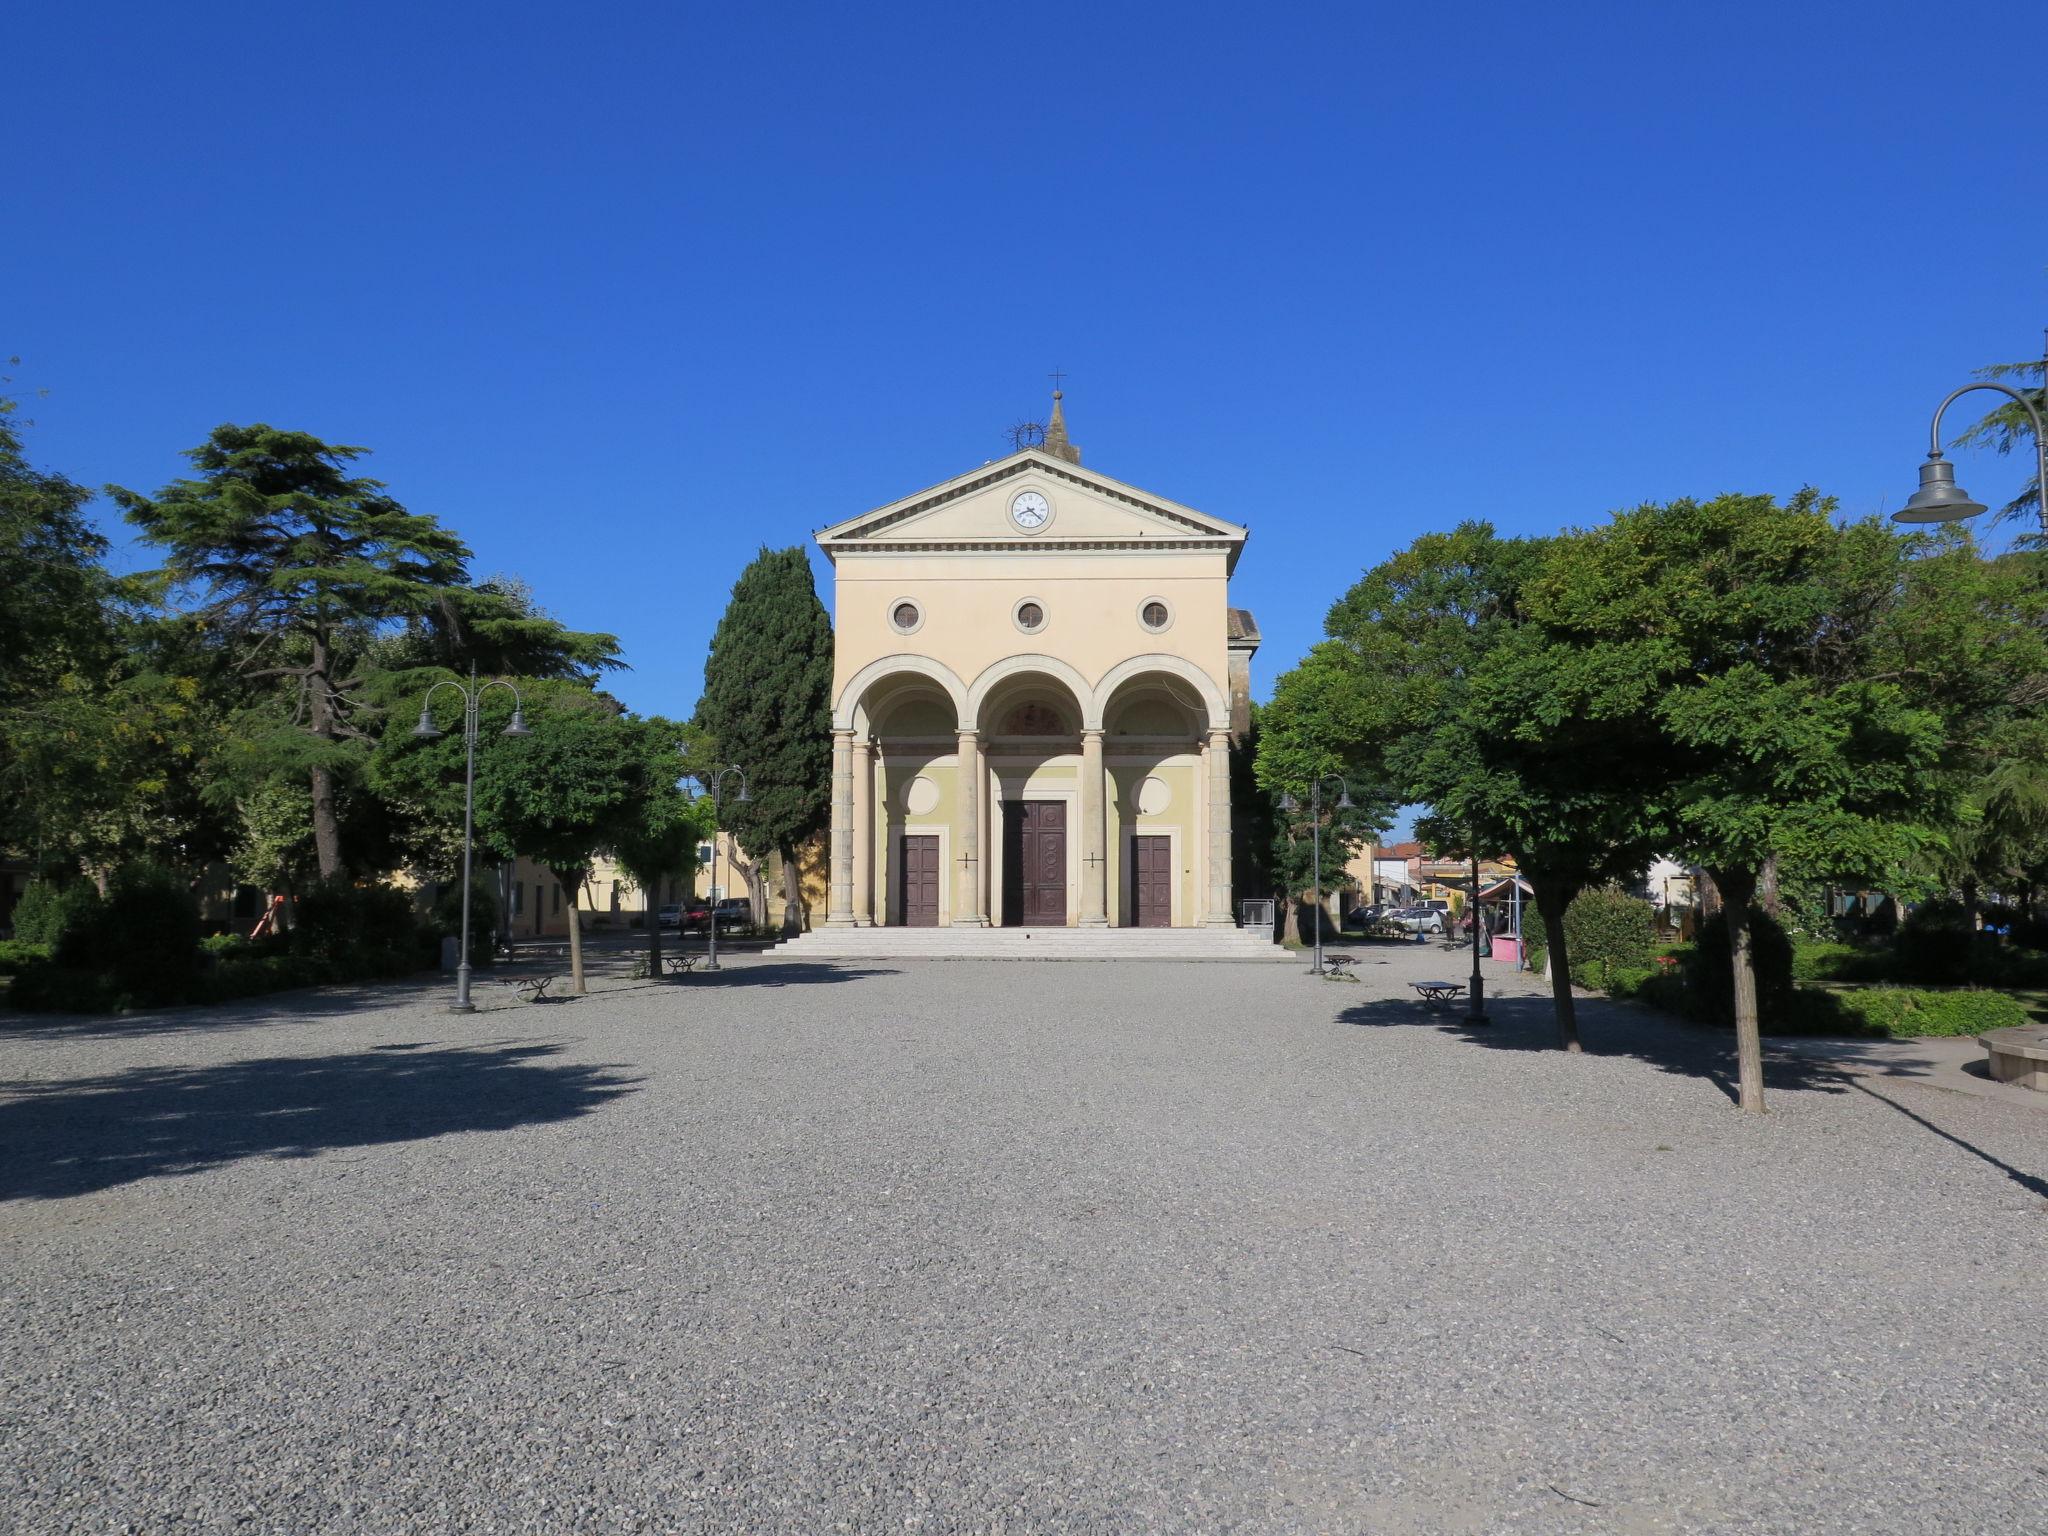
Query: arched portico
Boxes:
[{"xmin": 825, "ymin": 650, "xmax": 1239, "ymax": 931}]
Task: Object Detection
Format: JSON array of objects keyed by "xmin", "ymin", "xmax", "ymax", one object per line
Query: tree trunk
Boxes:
[
  {"xmin": 1961, "ymin": 875, "xmax": 1980, "ymax": 983},
  {"xmin": 307, "ymin": 636, "xmax": 345, "ymax": 881},
  {"xmin": 1716, "ymin": 866, "xmax": 1765, "ymax": 1114},
  {"xmin": 1699, "ymin": 870, "xmax": 1722, "ymax": 919},
  {"xmin": 780, "ymin": 846, "xmax": 804, "ymax": 935},
  {"xmin": 1529, "ymin": 876, "xmax": 1582, "ymax": 1052},
  {"xmin": 645, "ymin": 883, "xmax": 662, "ymax": 977},
  {"xmin": 1759, "ymin": 855, "xmax": 1782, "ymax": 919},
  {"xmin": 552, "ymin": 867, "xmax": 587, "ymax": 995}
]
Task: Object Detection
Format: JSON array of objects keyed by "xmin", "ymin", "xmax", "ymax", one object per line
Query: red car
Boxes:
[{"xmin": 681, "ymin": 898, "xmax": 751, "ymax": 933}]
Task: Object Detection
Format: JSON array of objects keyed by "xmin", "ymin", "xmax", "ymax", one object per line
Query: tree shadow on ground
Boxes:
[
  {"xmin": 673, "ymin": 963, "xmax": 900, "ymax": 989},
  {"xmin": 0, "ymin": 977, "xmax": 460, "ymax": 1041},
  {"xmin": 0, "ymin": 1040, "xmax": 640, "ymax": 1201},
  {"xmin": 1339, "ymin": 994, "xmax": 2048, "ymax": 1202},
  {"xmin": 1336, "ymin": 993, "xmax": 1933, "ymax": 1102}
]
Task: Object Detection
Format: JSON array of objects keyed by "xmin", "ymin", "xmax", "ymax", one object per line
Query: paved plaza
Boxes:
[{"xmin": 3, "ymin": 944, "xmax": 2045, "ymax": 1534}]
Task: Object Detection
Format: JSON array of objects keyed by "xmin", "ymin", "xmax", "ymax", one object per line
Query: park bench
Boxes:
[
  {"xmin": 510, "ymin": 975, "xmax": 558, "ymax": 1003},
  {"xmin": 1320, "ymin": 954, "xmax": 1359, "ymax": 980},
  {"xmin": 631, "ymin": 953, "xmax": 700, "ymax": 980},
  {"xmin": 1411, "ymin": 980, "xmax": 1466, "ymax": 1009},
  {"xmin": 1981, "ymin": 1025, "xmax": 2048, "ymax": 1092}
]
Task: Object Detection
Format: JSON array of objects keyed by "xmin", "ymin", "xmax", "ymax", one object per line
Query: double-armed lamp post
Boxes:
[
  {"xmin": 413, "ymin": 665, "xmax": 531, "ymax": 1013},
  {"xmin": 679, "ymin": 756, "xmax": 748, "ymax": 972},
  {"xmin": 1280, "ymin": 775, "xmax": 1352, "ymax": 976},
  {"xmin": 1893, "ymin": 344, "xmax": 2048, "ymax": 536}
]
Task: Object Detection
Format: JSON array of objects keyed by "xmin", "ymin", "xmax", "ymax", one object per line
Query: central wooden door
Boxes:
[
  {"xmin": 1002, "ymin": 801, "xmax": 1067, "ymax": 926},
  {"xmin": 898, "ymin": 834, "xmax": 940, "ymax": 926},
  {"xmin": 1131, "ymin": 834, "xmax": 1172, "ymax": 928}
]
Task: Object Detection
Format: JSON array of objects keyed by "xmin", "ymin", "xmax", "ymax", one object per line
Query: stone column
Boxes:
[
  {"xmin": 851, "ymin": 738, "xmax": 874, "ymax": 926},
  {"xmin": 1203, "ymin": 727, "xmax": 1236, "ymax": 927},
  {"xmin": 953, "ymin": 730, "xmax": 987, "ymax": 926},
  {"xmin": 1078, "ymin": 728, "xmax": 1109, "ymax": 926},
  {"xmin": 826, "ymin": 728, "xmax": 856, "ymax": 927}
]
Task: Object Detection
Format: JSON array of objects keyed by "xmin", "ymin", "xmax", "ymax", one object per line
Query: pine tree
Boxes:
[
  {"xmin": 112, "ymin": 425, "xmax": 617, "ymax": 879},
  {"xmin": 696, "ymin": 547, "xmax": 833, "ymax": 933}
]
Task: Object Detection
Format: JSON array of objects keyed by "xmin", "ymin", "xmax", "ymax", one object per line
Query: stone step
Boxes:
[{"xmin": 769, "ymin": 928, "xmax": 1292, "ymax": 961}]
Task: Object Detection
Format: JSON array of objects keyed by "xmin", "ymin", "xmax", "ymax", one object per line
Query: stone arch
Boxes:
[
  {"xmin": 1092, "ymin": 654, "xmax": 1228, "ymax": 734},
  {"xmin": 832, "ymin": 654, "xmax": 970, "ymax": 732},
  {"xmin": 964, "ymin": 653, "xmax": 1096, "ymax": 735}
]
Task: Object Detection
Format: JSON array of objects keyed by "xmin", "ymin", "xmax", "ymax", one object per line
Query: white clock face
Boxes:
[{"xmin": 1010, "ymin": 490, "xmax": 1051, "ymax": 530}]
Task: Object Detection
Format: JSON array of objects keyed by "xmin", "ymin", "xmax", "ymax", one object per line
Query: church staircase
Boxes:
[{"xmin": 769, "ymin": 926, "xmax": 1289, "ymax": 961}]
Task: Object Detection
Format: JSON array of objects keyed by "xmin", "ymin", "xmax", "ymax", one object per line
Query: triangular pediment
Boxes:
[{"xmin": 817, "ymin": 449, "xmax": 1246, "ymax": 569}]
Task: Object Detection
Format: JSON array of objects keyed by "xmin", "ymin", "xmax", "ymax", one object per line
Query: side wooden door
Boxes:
[
  {"xmin": 1002, "ymin": 801, "xmax": 1067, "ymax": 926},
  {"xmin": 898, "ymin": 834, "xmax": 940, "ymax": 926},
  {"xmin": 1132, "ymin": 835, "xmax": 1172, "ymax": 928}
]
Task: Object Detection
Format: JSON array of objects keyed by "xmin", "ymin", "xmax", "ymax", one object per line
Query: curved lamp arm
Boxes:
[{"xmin": 1921, "ymin": 381, "xmax": 2048, "ymax": 535}]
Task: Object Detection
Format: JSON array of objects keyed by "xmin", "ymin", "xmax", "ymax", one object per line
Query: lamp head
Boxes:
[
  {"xmin": 412, "ymin": 707, "xmax": 443, "ymax": 741},
  {"xmin": 1278, "ymin": 791, "xmax": 1298, "ymax": 813},
  {"xmin": 502, "ymin": 708, "xmax": 532, "ymax": 738},
  {"xmin": 735, "ymin": 782, "xmax": 751, "ymax": 804},
  {"xmin": 1335, "ymin": 788, "xmax": 1354, "ymax": 811},
  {"xmin": 1893, "ymin": 453, "xmax": 1988, "ymax": 525}
]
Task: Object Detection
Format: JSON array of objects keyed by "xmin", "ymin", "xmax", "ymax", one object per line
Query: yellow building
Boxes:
[{"xmin": 813, "ymin": 395, "xmax": 1256, "ymax": 930}]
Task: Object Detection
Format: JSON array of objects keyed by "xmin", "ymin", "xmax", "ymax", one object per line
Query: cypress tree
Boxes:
[{"xmin": 697, "ymin": 547, "xmax": 833, "ymax": 933}]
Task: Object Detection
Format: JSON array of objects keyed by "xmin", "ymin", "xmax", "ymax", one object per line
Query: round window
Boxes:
[
  {"xmin": 889, "ymin": 599, "xmax": 923, "ymax": 635},
  {"xmin": 1140, "ymin": 598, "xmax": 1173, "ymax": 632},
  {"xmin": 1013, "ymin": 598, "xmax": 1046, "ymax": 634}
]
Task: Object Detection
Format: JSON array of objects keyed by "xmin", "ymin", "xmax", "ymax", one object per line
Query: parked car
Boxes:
[
  {"xmin": 657, "ymin": 903, "xmax": 683, "ymax": 930},
  {"xmin": 1387, "ymin": 906, "xmax": 1447, "ymax": 935},
  {"xmin": 682, "ymin": 898, "xmax": 752, "ymax": 933},
  {"xmin": 1346, "ymin": 902, "xmax": 1387, "ymax": 930}
]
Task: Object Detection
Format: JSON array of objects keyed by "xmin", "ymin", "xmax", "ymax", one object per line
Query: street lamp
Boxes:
[
  {"xmin": 413, "ymin": 664, "xmax": 531, "ymax": 1013},
  {"xmin": 679, "ymin": 756, "xmax": 748, "ymax": 972},
  {"xmin": 1894, "ymin": 345, "xmax": 2048, "ymax": 535},
  {"xmin": 1463, "ymin": 850, "xmax": 1489, "ymax": 1025},
  {"xmin": 1279, "ymin": 775, "xmax": 1352, "ymax": 976}
]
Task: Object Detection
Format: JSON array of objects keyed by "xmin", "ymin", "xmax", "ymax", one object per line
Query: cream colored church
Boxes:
[{"xmin": 812, "ymin": 396, "xmax": 1260, "ymax": 933}]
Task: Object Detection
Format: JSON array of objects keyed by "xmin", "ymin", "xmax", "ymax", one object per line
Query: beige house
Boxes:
[{"xmin": 815, "ymin": 397, "xmax": 1257, "ymax": 929}]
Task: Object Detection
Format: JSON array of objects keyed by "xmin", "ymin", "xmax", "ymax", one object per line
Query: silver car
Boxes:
[{"xmin": 1388, "ymin": 906, "xmax": 1447, "ymax": 934}]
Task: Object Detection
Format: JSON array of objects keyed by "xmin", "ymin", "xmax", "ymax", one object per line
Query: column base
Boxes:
[
  {"xmin": 823, "ymin": 914, "xmax": 859, "ymax": 928},
  {"xmin": 1202, "ymin": 915, "xmax": 1240, "ymax": 929},
  {"xmin": 950, "ymin": 914, "xmax": 990, "ymax": 927},
  {"xmin": 1077, "ymin": 916, "xmax": 1111, "ymax": 928}
]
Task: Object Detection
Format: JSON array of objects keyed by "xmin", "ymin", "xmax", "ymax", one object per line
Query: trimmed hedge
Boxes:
[
  {"xmin": 10, "ymin": 879, "xmax": 103, "ymax": 947},
  {"xmin": 1832, "ymin": 986, "xmax": 2029, "ymax": 1038},
  {"xmin": 55, "ymin": 864, "xmax": 202, "ymax": 1007},
  {"xmin": 1562, "ymin": 887, "xmax": 1657, "ymax": 991},
  {"xmin": 0, "ymin": 940, "xmax": 52, "ymax": 976}
]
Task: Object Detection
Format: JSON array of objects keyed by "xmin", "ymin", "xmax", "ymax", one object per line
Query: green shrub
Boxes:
[
  {"xmin": 0, "ymin": 939, "xmax": 52, "ymax": 976},
  {"xmin": 8, "ymin": 962, "xmax": 124, "ymax": 1013},
  {"xmin": 1521, "ymin": 904, "xmax": 1547, "ymax": 973},
  {"xmin": 10, "ymin": 879, "xmax": 104, "ymax": 947},
  {"xmin": 53, "ymin": 863, "xmax": 202, "ymax": 1007},
  {"xmin": 1792, "ymin": 942, "xmax": 1897, "ymax": 984},
  {"xmin": 292, "ymin": 882, "xmax": 433, "ymax": 979},
  {"xmin": 193, "ymin": 953, "xmax": 334, "ymax": 1004},
  {"xmin": 1835, "ymin": 986, "xmax": 2029, "ymax": 1039},
  {"xmin": 1684, "ymin": 906, "xmax": 1796, "ymax": 1025},
  {"xmin": 428, "ymin": 879, "xmax": 499, "ymax": 968},
  {"xmin": 1562, "ymin": 887, "xmax": 1657, "ymax": 990},
  {"xmin": 1895, "ymin": 900, "xmax": 1976, "ymax": 985}
]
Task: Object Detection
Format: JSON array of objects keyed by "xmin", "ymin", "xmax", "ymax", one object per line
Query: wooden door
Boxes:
[
  {"xmin": 1002, "ymin": 801, "xmax": 1067, "ymax": 926},
  {"xmin": 897, "ymin": 834, "xmax": 940, "ymax": 927},
  {"xmin": 1132, "ymin": 835, "xmax": 1173, "ymax": 928}
]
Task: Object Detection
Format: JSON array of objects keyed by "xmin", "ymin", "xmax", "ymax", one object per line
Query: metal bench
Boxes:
[
  {"xmin": 1321, "ymin": 953, "xmax": 1359, "ymax": 980},
  {"xmin": 511, "ymin": 975, "xmax": 558, "ymax": 1003},
  {"xmin": 1411, "ymin": 980, "xmax": 1466, "ymax": 1009}
]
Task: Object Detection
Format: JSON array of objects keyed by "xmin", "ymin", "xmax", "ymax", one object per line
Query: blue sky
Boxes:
[{"xmin": 9, "ymin": 1, "xmax": 2044, "ymax": 722}]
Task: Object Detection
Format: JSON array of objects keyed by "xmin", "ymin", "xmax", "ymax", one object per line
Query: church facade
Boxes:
[{"xmin": 816, "ymin": 398, "xmax": 1259, "ymax": 930}]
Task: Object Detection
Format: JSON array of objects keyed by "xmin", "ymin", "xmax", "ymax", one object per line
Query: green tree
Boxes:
[
  {"xmin": 112, "ymin": 425, "xmax": 617, "ymax": 880},
  {"xmin": 1529, "ymin": 493, "xmax": 1947, "ymax": 1111},
  {"xmin": 606, "ymin": 716, "xmax": 712, "ymax": 976},
  {"xmin": 696, "ymin": 547, "xmax": 833, "ymax": 933},
  {"xmin": 1311, "ymin": 522, "xmax": 1662, "ymax": 1049},
  {"xmin": 469, "ymin": 690, "xmax": 649, "ymax": 993},
  {"xmin": 1251, "ymin": 644, "xmax": 1391, "ymax": 940}
]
